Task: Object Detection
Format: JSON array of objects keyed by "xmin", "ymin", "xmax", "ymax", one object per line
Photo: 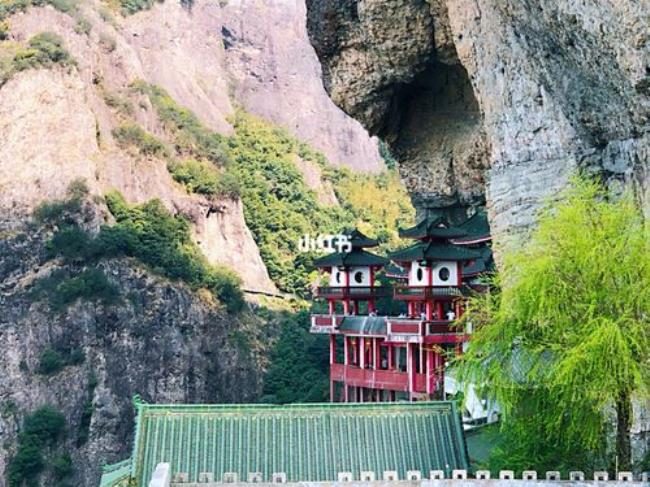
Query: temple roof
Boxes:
[
  {"xmin": 389, "ymin": 242, "xmax": 481, "ymax": 263},
  {"xmin": 462, "ymin": 246, "xmax": 495, "ymax": 276},
  {"xmin": 345, "ymin": 228, "xmax": 380, "ymax": 248},
  {"xmin": 313, "ymin": 248, "xmax": 388, "ymax": 268},
  {"xmin": 399, "ymin": 217, "xmax": 467, "ymax": 240},
  {"xmin": 103, "ymin": 400, "xmax": 468, "ymax": 486},
  {"xmin": 453, "ymin": 210, "xmax": 491, "ymax": 244}
]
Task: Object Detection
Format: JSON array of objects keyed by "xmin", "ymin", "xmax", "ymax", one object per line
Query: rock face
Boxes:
[
  {"xmin": 0, "ymin": 228, "xmax": 263, "ymax": 486},
  {"xmin": 306, "ymin": 0, "xmax": 649, "ymax": 238}
]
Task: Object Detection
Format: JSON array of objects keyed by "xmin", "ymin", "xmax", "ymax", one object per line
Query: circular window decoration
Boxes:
[
  {"xmin": 438, "ymin": 267, "xmax": 450, "ymax": 281},
  {"xmin": 416, "ymin": 268, "xmax": 424, "ymax": 282},
  {"xmin": 354, "ymin": 271, "xmax": 364, "ymax": 284},
  {"xmin": 335, "ymin": 270, "xmax": 342, "ymax": 284}
]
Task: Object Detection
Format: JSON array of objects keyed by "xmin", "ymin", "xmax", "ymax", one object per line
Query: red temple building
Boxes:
[{"xmin": 311, "ymin": 213, "xmax": 492, "ymax": 403}]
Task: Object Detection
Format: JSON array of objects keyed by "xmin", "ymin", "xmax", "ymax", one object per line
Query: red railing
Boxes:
[
  {"xmin": 317, "ymin": 286, "xmax": 391, "ymax": 299},
  {"xmin": 311, "ymin": 314, "xmax": 345, "ymax": 328},
  {"xmin": 330, "ymin": 364, "xmax": 428, "ymax": 393}
]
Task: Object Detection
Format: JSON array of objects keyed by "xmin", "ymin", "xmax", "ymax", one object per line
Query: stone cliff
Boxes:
[
  {"xmin": 0, "ymin": 0, "xmax": 384, "ymax": 485},
  {"xmin": 306, "ymin": 0, "xmax": 649, "ymax": 240}
]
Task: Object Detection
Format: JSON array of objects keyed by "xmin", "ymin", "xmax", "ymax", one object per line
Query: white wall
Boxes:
[
  {"xmin": 348, "ymin": 266, "xmax": 371, "ymax": 287},
  {"xmin": 408, "ymin": 261, "xmax": 459, "ymax": 286}
]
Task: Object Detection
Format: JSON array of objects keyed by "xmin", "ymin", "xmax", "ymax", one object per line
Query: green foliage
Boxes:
[
  {"xmin": 52, "ymin": 453, "xmax": 72, "ymax": 480},
  {"xmin": 112, "ymin": 123, "xmax": 169, "ymax": 158},
  {"xmin": 168, "ymin": 159, "xmax": 240, "ymax": 199},
  {"xmin": 132, "ymin": 81, "xmax": 231, "ymax": 166},
  {"xmin": 118, "ymin": 0, "xmax": 159, "ymax": 16},
  {"xmin": 73, "ymin": 16, "xmax": 91, "ymax": 35},
  {"xmin": 37, "ymin": 348, "xmax": 64, "ymax": 375},
  {"xmin": 456, "ymin": 178, "xmax": 650, "ymax": 472},
  {"xmin": 102, "ymin": 191, "xmax": 244, "ymax": 312},
  {"xmin": 261, "ymin": 309, "xmax": 329, "ymax": 403},
  {"xmin": 37, "ymin": 346, "xmax": 84, "ymax": 375},
  {"xmin": 378, "ymin": 139, "xmax": 397, "ymax": 170},
  {"xmin": 102, "ymin": 91, "xmax": 133, "ymax": 116},
  {"xmin": 32, "ymin": 178, "xmax": 88, "ymax": 225},
  {"xmin": 32, "ymin": 268, "xmax": 120, "ymax": 312},
  {"xmin": 228, "ymin": 111, "xmax": 414, "ymax": 294},
  {"xmin": 8, "ymin": 406, "xmax": 67, "ymax": 486},
  {"xmin": 1, "ymin": 31, "xmax": 74, "ymax": 87}
]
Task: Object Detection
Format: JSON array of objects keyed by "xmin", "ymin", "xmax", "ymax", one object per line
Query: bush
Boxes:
[
  {"xmin": 168, "ymin": 159, "xmax": 220, "ymax": 195},
  {"xmin": 32, "ymin": 179, "xmax": 88, "ymax": 224},
  {"xmin": 119, "ymin": 0, "xmax": 157, "ymax": 15},
  {"xmin": 8, "ymin": 406, "xmax": 67, "ymax": 486},
  {"xmin": 52, "ymin": 453, "xmax": 72, "ymax": 479},
  {"xmin": 112, "ymin": 123, "xmax": 169, "ymax": 158},
  {"xmin": 32, "ymin": 268, "xmax": 120, "ymax": 312},
  {"xmin": 37, "ymin": 348, "xmax": 65, "ymax": 375},
  {"xmin": 13, "ymin": 32, "xmax": 74, "ymax": 71},
  {"xmin": 37, "ymin": 347, "xmax": 85, "ymax": 375},
  {"xmin": 73, "ymin": 17, "xmax": 92, "ymax": 35}
]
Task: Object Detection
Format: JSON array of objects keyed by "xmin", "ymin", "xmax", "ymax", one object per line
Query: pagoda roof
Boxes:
[
  {"xmin": 462, "ymin": 246, "xmax": 495, "ymax": 277},
  {"xmin": 102, "ymin": 400, "xmax": 468, "ymax": 486},
  {"xmin": 313, "ymin": 248, "xmax": 388, "ymax": 268},
  {"xmin": 389, "ymin": 242, "xmax": 481, "ymax": 263},
  {"xmin": 399, "ymin": 217, "xmax": 467, "ymax": 240},
  {"xmin": 453, "ymin": 209, "xmax": 491, "ymax": 244},
  {"xmin": 344, "ymin": 228, "xmax": 380, "ymax": 248}
]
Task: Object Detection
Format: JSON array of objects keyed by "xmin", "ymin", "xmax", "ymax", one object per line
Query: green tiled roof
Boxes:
[
  {"xmin": 313, "ymin": 249, "xmax": 388, "ymax": 268},
  {"xmin": 99, "ymin": 460, "xmax": 131, "ymax": 487},
  {"xmin": 345, "ymin": 228, "xmax": 380, "ymax": 248},
  {"xmin": 399, "ymin": 217, "xmax": 467, "ymax": 240},
  {"xmin": 454, "ymin": 209, "xmax": 491, "ymax": 242},
  {"xmin": 389, "ymin": 242, "xmax": 481, "ymax": 263},
  {"xmin": 121, "ymin": 401, "xmax": 467, "ymax": 485}
]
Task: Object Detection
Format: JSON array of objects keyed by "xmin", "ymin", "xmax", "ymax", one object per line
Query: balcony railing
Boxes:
[
  {"xmin": 393, "ymin": 285, "xmax": 464, "ymax": 300},
  {"xmin": 330, "ymin": 363, "xmax": 431, "ymax": 393},
  {"xmin": 316, "ymin": 286, "xmax": 391, "ymax": 299}
]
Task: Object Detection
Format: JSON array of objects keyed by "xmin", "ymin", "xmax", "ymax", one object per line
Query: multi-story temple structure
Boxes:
[{"xmin": 310, "ymin": 212, "xmax": 493, "ymax": 403}]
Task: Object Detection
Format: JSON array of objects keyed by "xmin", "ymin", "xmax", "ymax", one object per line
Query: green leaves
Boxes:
[{"xmin": 456, "ymin": 177, "xmax": 649, "ymax": 470}]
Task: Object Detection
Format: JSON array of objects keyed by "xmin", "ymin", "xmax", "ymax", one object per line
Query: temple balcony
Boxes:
[
  {"xmin": 330, "ymin": 363, "xmax": 434, "ymax": 393},
  {"xmin": 316, "ymin": 286, "xmax": 391, "ymax": 300},
  {"xmin": 310, "ymin": 314, "xmax": 469, "ymax": 343}
]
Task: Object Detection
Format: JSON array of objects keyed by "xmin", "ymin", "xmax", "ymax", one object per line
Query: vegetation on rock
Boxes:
[
  {"xmin": 7, "ymin": 406, "xmax": 72, "ymax": 487},
  {"xmin": 1, "ymin": 32, "xmax": 74, "ymax": 87},
  {"xmin": 456, "ymin": 178, "xmax": 650, "ymax": 472}
]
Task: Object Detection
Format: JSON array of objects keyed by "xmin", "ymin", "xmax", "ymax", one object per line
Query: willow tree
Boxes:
[{"xmin": 457, "ymin": 178, "xmax": 649, "ymax": 470}]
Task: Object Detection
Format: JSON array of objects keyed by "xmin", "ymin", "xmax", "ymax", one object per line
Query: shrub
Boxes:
[
  {"xmin": 168, "ymin": 159, "xmax": 220, "ymax": 195},
  {"xmin": 37, "ymin": 348, "xmax": 64, "ymax": 375},
  {"xmin": 73, "ymin": 17, "xmax": 92, "ymax": 35},
  {"xmin": 103, "ymin": 91, "xmax": 133, "ymax": 116},
  {"xmin": 13, "ymin": 32, "xmax": 74, "ymax": 71},
  {"xmin": 32, "ymin": 178, "xmax": 88, "ymax": 224},
  {"xmin": 32, "ymin": 267, "xmax": 120, "ymax": 311},
  {"xmin": 119, "ymin": 0, "xmax": 156, "ymax": 15},
  {"xmin": 52, "ymin": 453, "xmax": 73, "ymax": 479},
  {"xmin": 98, "ymin": 32, "xmax": 116, "ymax": 52},
  {"xmin": 8, "ymin": 406, "xmax": 67, "ymax": 486},
  {"xmin": 112, "ymin": 123, "xmax": 169, "ymax": 158}
]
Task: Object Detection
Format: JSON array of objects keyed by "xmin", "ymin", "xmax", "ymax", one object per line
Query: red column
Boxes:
[
  {"xmin": 387, "ymin": 344, "xmax": 393, "ymax": 370},
  {"xmin": 407, "ymin": 344, "xmax": 413, "ymax": 401}
]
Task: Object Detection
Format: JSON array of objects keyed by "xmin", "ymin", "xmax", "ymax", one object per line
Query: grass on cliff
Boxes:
[{"xmin": 1, "ymin": 32, "xmax": 74, "ymax": 87}]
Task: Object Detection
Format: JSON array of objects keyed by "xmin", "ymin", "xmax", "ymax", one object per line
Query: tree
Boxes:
[{"xmin": 456, "ymin": 178, "xmax": 649, "ymax": 471}]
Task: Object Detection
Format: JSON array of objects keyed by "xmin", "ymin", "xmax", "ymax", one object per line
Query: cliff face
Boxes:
[
  {"xmin": 0, "ymin": 225, "xmax": 264, "ymax": 486},
  {"xmin": 306, "ymin": 0, "xmax": 649, "ymax": 238},
  {"xmin": 0, "ymin": 1, "xmax": 385, "ymax": 485}
]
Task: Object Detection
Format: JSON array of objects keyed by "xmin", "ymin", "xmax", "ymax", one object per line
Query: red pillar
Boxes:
[{"xmin": 328, "ymin": 300, "xmax": 335, "ymax": 315}]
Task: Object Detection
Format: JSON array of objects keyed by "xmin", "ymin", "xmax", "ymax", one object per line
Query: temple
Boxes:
[{"xmin": 310, "ymin": 212, "xmax": 493, "ymax": 403}]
